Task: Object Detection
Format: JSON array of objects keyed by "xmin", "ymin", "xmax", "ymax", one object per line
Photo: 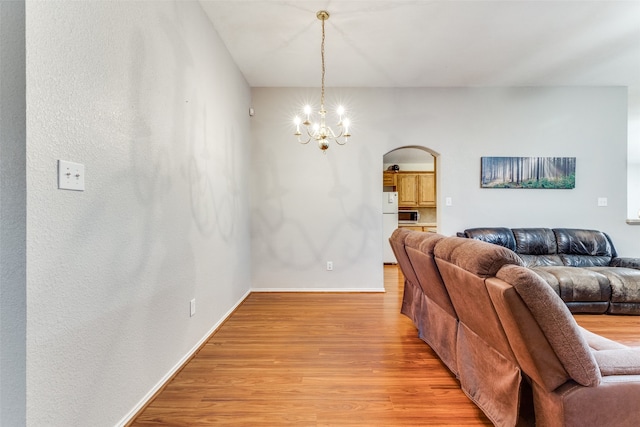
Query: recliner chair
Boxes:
[{"xmin": 487, "ymin": 264, "xmax": 640, "ymax": 427}]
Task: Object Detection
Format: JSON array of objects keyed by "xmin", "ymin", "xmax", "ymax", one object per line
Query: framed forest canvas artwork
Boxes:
[{"xmin": 481, "ymin": 157, "xmax": 576, "ymax": 189}]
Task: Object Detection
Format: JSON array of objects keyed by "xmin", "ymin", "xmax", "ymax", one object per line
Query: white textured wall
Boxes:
[
  {"xmin": 0, "ymin": 1, "xmax": 26, "ymax": 426},
  {"xmin": 628, "ymin": 88, "xmax": 640, "ymax": 219},
  {"xmin": 26, "ymin": 2, "xmax": 252, "ymax": 425},
  {"xmin": 251, "ymin": 86, "xmax": 639, "ymax": 292},
  {"xmin": 250, "ymin": 88, "xmax": 384, "ymax": 291}
]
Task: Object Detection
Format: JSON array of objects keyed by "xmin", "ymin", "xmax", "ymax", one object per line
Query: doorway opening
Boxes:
[{"xmin": 382, "ymin": 146, "xmax": 438, "ymax": 264}]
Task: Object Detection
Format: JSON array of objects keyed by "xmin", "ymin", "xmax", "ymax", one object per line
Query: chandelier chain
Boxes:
[
  {"xmin": 292, "ymin": 10, "xmax": 351, "ymax": 152},
  {"xmin": 320, "ymin": 15, "xmax": 325, "ymax": 108}
]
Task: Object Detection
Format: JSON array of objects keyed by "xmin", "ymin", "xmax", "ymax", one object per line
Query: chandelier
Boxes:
[{"xmin": 294, "ymin": 10, "xmax": 351, "ymax": 152}]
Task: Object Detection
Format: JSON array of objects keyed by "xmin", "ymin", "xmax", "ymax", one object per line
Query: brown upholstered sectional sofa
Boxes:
[{"xmin": 390, "ymin": 229, "xmax": 640, "ymax": 427}]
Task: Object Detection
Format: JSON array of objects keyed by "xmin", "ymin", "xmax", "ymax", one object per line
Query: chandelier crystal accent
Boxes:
[{"xmin": 294, "ymin": 11, "xmax": 351, "ymax": 152}]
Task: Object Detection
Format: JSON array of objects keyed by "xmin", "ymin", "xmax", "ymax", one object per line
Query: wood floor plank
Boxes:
[
  {"xmin": 129, "ymin": 265, "xmax": 640, "ymax": 426},
  {"xmin": 129, "ymin": 266, "xmax": 491, "ymax": 426}
]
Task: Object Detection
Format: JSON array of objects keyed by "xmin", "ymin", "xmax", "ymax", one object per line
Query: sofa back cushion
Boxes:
[
  {"xmin": 389, "ymin": 228, "xmax": 421, "ymax": 288},
  {"xmin": 496, "ymin": 264, "xmax": 601, "ymax": 387},
  {"xmin": 435, "ymin": 236, "xmax": 523, "ymax": 277},
  {"xmin": 513, "ymin": 228, "xmax": 557, "ymax": 254},
  {"xmin": 512, "ymin": 228, "xmax": 563, "ymax": 267},
  {"xmin": 405, "ymin": 232, "xmax": 459, "ymax": 375},
  {"xmin": 435, "ymin": 237, "xmax": 524, "ymax": 425},
  {"xmin": 485, "ymin": 276, "xmax": 571, "ymax": 392},
  {"xmin": 405, "ymin": 232, "xmax": 455, "ymax": 317},
  {"xmin": 554, "ymin": 228, "xmax": 616, "ymax": 267},
  {"xmin": 463, "ymin": 227, "xmax": 516, "ymax": 252},
  {"xmin": 434, "ymin": 237, "xmax": 522, "ymax": 357}
]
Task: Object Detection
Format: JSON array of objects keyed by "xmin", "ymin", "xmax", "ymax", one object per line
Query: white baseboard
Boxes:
[{"xmin": 116, "ymin": 289, "xmax": 252, "ymax": 427}]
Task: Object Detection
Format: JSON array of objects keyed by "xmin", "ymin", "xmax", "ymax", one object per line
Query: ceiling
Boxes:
[{"xmin": 200, "ymin": 0, "xmax": 640, "ymax": 89}]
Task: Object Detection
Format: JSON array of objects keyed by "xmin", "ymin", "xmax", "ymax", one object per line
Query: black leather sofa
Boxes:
[{"xmin": 459, "ymin": 227, "xmax": 640, "ymax": 314}]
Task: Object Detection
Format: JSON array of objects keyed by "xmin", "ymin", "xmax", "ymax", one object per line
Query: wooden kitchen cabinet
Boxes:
[
  {"xmin": 399, "ymin": 225, "xmax": 424, "ymax": 232},
  {"xmin": 397, "ymin": 174, "xmax": 419, "ymax": 206},
  {"xmin": 383, "ymin": 171, "xmax": 397, "ymax": 187},
  {"xmin": 399, "ymin": 225, "xmax": 438, "ymax": 232},
  {"xmin": 418, "ymin": 173, "xmax": 436, "ymax": 206},
  {"xmin": 397, "ymin": 172, "xmax": 436, "ymax": 207}
]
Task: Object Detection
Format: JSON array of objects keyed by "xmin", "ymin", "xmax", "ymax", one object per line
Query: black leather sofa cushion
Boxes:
[
  {"xmin": 554, "ymin": 228, "xmax": 616, "ymax": 267},
  {"xmin": 532, "ymin": 266, "xmax": 611, "ymax": 314},
  {"xmin": 611, "ymin": 257, "xmax": 640, "ymax": 269},
  {"xmin": 513, "ymin": 228, "xmax": 563, "ymax": 267},
  {"xmin": 560, "ymin": 255, "xmax": 615, "ymax": 268},
  {"xmin": 463, "ymin": 227, "xmax": 516, "ymax": 252},
  {"xmin": 513, "ymin": 228, "xmax": 557, "ymax": 255},
  {"xmin": 587, "ymin": 267, "xmax": 640, "ymax": 314}
]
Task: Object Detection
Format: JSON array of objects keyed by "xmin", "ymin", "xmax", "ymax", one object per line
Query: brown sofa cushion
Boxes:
[
  {"xmin": 580, "ymin": 327, "xmax": 627, "ymax": 351},
  {"xmin": 389, "ymin": 228, "xmax": 420, "ymax": 288},
  {"xmin": 496, "ymin": 264, "xmax": 601, "ymax": 387},
  {"xmin": 435, "ymin": 237, "xmax": 523, "ymax": 425},
  {"xmin": 434, "ymin": 236, "xmax": 523, "ymax": 277},
  {"xmin": 405, "ymin": 232, "xmax": 455, "ymax": 317},
  {"xmin": 592, "ymin": 349, "xmax": 640, "ymax": 376},
  {"xmin": 410, "ymin": 231, "xmax": 443, "ymax": 255}
]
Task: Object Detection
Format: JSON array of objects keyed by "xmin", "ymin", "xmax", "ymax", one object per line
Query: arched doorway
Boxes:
[{"xmin": 382, "ymin": 146, "xmax": 438, "ymax": 264}]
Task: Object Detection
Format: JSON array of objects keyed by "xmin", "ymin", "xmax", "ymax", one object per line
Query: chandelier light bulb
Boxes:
[
  {"xmin": 292, "ymin": 10, "xmax": 352, "ymax": 152},
  {"xmin": 302, "ymin": 105, "xmax": 312, "ymax": 125},
  {"xmin": 343, "ymin": 118, "xmax": 351, "ymax": 137},
  {"xmin": 293, "ymin": 116, "xmax": 302, "ymax": 135}
]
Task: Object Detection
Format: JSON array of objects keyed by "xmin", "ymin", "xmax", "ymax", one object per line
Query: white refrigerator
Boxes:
[{"xmin": 382, "ymin": 192, "xmax": 399, "ymax": 263}]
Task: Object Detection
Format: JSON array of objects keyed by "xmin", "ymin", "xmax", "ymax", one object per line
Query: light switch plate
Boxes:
[
  {"xmin": 58, "ymin": 160, "xmax": 85, "ymax": 191},
  {"xmin": 597, "ymin": 197, "xmax": 608, "ymax": 207}
]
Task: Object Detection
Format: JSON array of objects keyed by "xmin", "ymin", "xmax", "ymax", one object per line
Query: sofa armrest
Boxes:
[
  {"xmin": 593, "ymin": 348, "xmax": 640, "ymax": 376},
  {"xmin": 610, "ymin": 257, "xmax": 640, "ymax": 270}
]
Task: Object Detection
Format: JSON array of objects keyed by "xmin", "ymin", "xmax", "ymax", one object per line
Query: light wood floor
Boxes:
[{"xmin": 130, "ymin": 265, "xmax": 640, "ymax": 426}]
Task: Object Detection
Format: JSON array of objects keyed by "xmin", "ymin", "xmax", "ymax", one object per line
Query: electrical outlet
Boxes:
[
  {"xmin": 326, "ymin": 261, "xmax": 333, "ymax": 271},
  {"xmin": 190, "ymin": 299, "xmax": 196, "ymax": 317},
  {"xmin": 597, "ymin": 197, "xmax": 608, "ymax": 207}
]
